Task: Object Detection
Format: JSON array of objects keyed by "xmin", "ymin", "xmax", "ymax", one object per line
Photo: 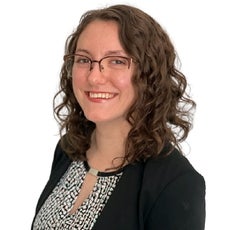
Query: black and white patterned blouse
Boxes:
[{"xmin": 33, "ymin": 160, "xmax": 123, "ymax": 229}]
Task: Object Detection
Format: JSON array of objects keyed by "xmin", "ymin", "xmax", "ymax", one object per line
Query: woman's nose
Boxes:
[{"xmin": 87, "ymin": 64, "xmax": 107, "ymax": 85}]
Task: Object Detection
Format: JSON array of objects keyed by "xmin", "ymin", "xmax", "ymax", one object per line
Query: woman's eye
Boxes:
[
  {"xmin": 75, "ymin": 58, "xmax": 90, "ymax": 64},
  {"xmin": 110, "ymin": 58, "xmax": 127, "ymax": 65},
  {"xmin": 73, "ymin": 55, "xmax": 91, "ymax": 64}
]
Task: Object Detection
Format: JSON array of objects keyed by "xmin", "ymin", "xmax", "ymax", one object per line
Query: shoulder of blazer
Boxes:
[
  {"xmin": 139, "ymin": 146, "xmax": 205, "ymax": 220},
  {"xmin": 144, "ymin": 146, "xmax": 196, "ymax": 178},
  {"xmin": 34, "ymin": 141, "xmax": 72, "ymax": 215},
  {"xmin": 49, "ymin": 140, "xmax": 72, "ymax": 177}
]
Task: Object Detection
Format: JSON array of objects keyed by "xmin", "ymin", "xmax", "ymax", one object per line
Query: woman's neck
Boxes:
[{"xmin": 86, "ymin": 121, "xmax": 131, "ymax": 171}]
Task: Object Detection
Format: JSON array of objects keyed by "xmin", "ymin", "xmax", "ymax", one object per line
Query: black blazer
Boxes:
[{"xmin": 32, "ymin": 143, "xmax": 206, "ymax": 230}]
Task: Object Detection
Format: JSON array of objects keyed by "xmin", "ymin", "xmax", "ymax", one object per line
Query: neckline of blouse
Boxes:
[{"xmin": 83, "ymin": 161, "xmax": 126, "ymax": 177}]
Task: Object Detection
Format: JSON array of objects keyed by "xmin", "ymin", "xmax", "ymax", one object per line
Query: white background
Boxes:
[{"xmin": 0, "ymin": 0, "xmax": 229, "ymax": 229}]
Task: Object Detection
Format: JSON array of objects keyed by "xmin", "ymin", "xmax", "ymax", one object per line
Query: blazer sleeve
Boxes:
[{"xmin": 145, "ymin": 171, "xmax": 206, "ymax": 230}]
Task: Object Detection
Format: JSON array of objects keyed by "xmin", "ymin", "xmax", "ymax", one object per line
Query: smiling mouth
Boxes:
[{"xmin": 87, "ymin": 92, "xmax": 116, "ymax": 99}]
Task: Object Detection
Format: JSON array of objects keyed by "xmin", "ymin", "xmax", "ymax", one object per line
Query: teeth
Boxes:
[{"xmin": 89, "ymin": 92, "xmax": 114, "ymax": 99}]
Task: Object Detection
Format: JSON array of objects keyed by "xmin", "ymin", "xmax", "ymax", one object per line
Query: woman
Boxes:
[{"xmin": 32, "ymin": 4, "xmax": 205, "ymax": 230}]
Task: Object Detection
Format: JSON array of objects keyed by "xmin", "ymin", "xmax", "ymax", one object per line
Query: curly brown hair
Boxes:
[{"xmin": 54, "ymin": 4, "xmax": 196, "ymax": 166}]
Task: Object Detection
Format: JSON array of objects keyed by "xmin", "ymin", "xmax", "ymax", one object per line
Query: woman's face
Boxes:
[{"xmin": 72, "ymin": 20, "xmax": 136, "ymax": 125}]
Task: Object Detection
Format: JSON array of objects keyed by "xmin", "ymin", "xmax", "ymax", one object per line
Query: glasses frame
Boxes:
[{"xmin": 64, "ymin": 54, "xmax": 133, "ymax": 73}]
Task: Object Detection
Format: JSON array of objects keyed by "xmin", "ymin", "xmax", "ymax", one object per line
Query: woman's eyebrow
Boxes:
[
  {"xmin": 75, "ymin": 48, "xmax": 91, "ymax": 55},
  {"xmin": 104, "ymin": 50, "xmax": 126, "ymax": 56}
]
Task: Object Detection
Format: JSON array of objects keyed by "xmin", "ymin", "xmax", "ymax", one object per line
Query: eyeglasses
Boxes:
[{"xmin": 64, "ymin": 54, "xmax": 133, "ymax": 75}]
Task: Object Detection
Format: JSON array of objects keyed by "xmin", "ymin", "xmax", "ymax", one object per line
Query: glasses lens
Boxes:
[
  {"xmin": 74, "ymin": 55, "xmax": 91, "ymax": 69},
  {"xmin": 102, "ymin": 56, "xmax": 130, "ymax": 70}
]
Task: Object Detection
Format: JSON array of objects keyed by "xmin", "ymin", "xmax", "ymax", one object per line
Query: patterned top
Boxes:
[{"xmin": 33, "ymin": 161, "xmax": 123, "ymax": 230}]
